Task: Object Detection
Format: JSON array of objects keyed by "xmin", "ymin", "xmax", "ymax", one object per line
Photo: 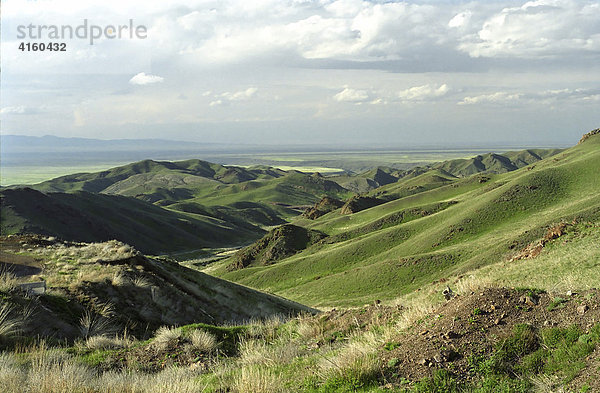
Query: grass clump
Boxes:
[
  {"xmin": 0, "ymin": 271, "xmax": 18, "ymax": 292},
  {"xmin": 0, "ymin": 303, "xmax": 22, "ymax": 340},
  {"xmin": 547, "ymin": 297, "xmax": 568, "ymax": 311},
  {"xmin": 412, "ymin": 369, "xmax": 459, "ymax": 393},
  {"xmin": 188, "ymin": 329, "xmax": 217, "ymax": 352},
  {"xmin": 152, "ymin": 326, "xmax": 181, "ymax": 349},
  {"xmin": 317, "ymin": 341, "xmax": 380, "ymax": 392},
  {"xmin": 464, "ymin": 323, "xmax": 600, "ymax": 391},
  {"xmin": 231, "ymin": 365, "xmax": 282, "ymax": 393},
  {"xmin": 79, "ymin": 310, "xmax": 112, "ymax": 339}
]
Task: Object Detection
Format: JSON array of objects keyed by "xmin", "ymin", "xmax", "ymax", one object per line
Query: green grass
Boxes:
[
  {"xmin": 211, "ymin": 134, "xmax": 600, "ymax": 307},
  {"xmin": 1, "ymin": 188, "xmax": 260, "ymax": 254}
]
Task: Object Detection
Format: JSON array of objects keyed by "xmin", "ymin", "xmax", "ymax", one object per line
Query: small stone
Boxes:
[
  {"xmin": 520, "ymin": 295, "xmax": 538, "ymax": 306},
  {"xmin": 566, "ymin": 290, "xmax": 574, "ymax": 296},
  {"xmin": 433, "ymin": 353, "xmax": 445, "ymax": 363},
  {"xmin": 577, "ymin": 305, "xmax": 589, "ymax": 315},
  {"xmin": 442, "ymin": 350, "xmax": 460, "ymax": 362},
  {"xmin": 418, "ymin": 358, "xmax": 428, "ymax": 365},
  {"xmin": 442, "ymin": 286, "xmax": 454, "ymax": 300}
]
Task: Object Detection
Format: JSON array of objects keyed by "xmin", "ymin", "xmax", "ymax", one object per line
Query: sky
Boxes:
[{"xmin": 1, "ymin": 0, "xmax": 599, "ymax": 147}]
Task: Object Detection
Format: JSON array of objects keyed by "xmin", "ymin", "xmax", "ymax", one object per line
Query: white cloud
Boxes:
[
  {"xmin": 459, "ymin": 92, "xmax": 522, "ymax": 105},
  {"xmin": 223, "ymin": 87, "xmax": 258, "ymax": 101},
  {"xmin": 459, "ymin": 0, "xmax": 600, "ymax": 58},
  {"xmin": 334, "ymin": 83, "xmax": 450, "ymax": 105},
  {"xmin": 129, "ymin": 72, "xmax": 164, "ymax": 85},
  {"xmin": 458, "ymin": 87, "xmax": 600, "ymax": 105},
  {"xmin": 1, "ymin": 106, "xmax": 27, "ymax": 114},
  {"xmin": 209, "ymin": 99, "xmax": 226, "ymax": 107},
  {"xmin": 398, "ymin": 84, "xmax": 450, "ymax": 101},
  {"xmin": 448, "ymin": 11, "xmax": 472, "ymax": 28},
  {"xmin": 207, "ymin": 87, "xmax": 258, "ymax": 107},
  {"xmin": 334, "ymin": 87, "xmax": 370, "ymax": 103}
]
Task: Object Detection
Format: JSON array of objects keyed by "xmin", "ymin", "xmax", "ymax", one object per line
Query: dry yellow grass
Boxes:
[
  {"xmin": 318, "ymin": 340, "xmax": 379, "ymax": 383},
  {"xmin": 152, "ymin": 326, "xmax": 181, "ymax": 350},
  {"xmin": 231, "ymin": 365, "xmax": 282, "ymax": 393},
  {"xmin": 0, "ymin": 271, "xmax": 18, "ymax": 292},
  {"xmin": 188, "ymin": 329, "xmax": 217, "ymax": 352}
]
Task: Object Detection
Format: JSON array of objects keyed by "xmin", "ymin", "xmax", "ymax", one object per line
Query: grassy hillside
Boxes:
[
  {"xmin": 211, "ymin": 133, "xmax": 599, "ymax": 307},
  {"xmin": 0, "ymin": 188, "xmax": 261, "ymax": 254},
  {"xmin": 329, "ymin": 149, "xmax": 561, "ymax": 193},
  {"xmin": 0, "ymin": 235, "xmax": 314, "ymax": 339},
  {"xmin": 25, "ymin": 159, "xmax": 352, "ymax": 227}
]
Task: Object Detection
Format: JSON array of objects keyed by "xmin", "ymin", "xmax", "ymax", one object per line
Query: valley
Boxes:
[{"xmin": 0, "ymin": 129, "xmax": 598, "ymax": 392}]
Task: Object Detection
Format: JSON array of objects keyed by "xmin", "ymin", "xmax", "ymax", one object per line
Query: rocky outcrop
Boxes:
[
  {"xmin": 578, "ymin": 128, "xmax": 600, "ymax": 144},
  {"xmin": 228, "ymin": 224, "xmax": 327, "ymax": 270},
  {"xmin": 302, "ymin": 197, "xmax": 344, "ymax": 220},
  {"xmin": 340, "ymin": 196, "xmax": 384, "ymax": 215}
]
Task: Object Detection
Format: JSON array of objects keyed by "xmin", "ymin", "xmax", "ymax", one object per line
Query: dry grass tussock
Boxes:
[
  {"xmin": 0, "ymin": 303, "xmax": 32, "ymax": 339},
  {"xmin": 238, "ymin": 336, "xmax": 300, "ymax": 368},
  {"xmin": 79, "ymin": 309, "xmax": 113, "ymax": 339},
  {"xmin": 0, "ymin": 271, "xmax": 18, "ymax": 292},
  {"xmin": 530, "ymin": 374, "xmax": 566, "ymax": 393},
  {"xmin": 318, "ymin": 340, "xmax": 379, "ymax": 383},
  {"xmin": 35, "ymin": 240, "xmax": 136, "ymax": 264},
  {"xmin": 455, "ymin": 274, "xmax": 497, "ymax": 295},
  {"xmin": 0, "ymin": 304, "xmax": 21, "ymax": 338},
  {"xmin": 152, "ymin": 326, "xmax": 181, "ymax": 349},
  {"xmin": 0, "ymin": 344, "xmax": 208, "ymax": 393},
  {"xmin": 231, "ymin": 365, "xmax": 282, "ymax": 393},
  {"xmin": 294, "ymin": 312, "xmax": 326, "ymax": 341},
  {"xmin": 188, "ymin": 329, "xmax": 217, "ymax": 352},
  {"xmin": 245, "ymin": 314, "xmax": 286, "ymax": 342},
  {"xmin": 83, "ymin": 333, "xmax": 134, "ymax": 351}
]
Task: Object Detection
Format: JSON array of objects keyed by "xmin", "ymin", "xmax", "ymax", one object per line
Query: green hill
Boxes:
[
  {"xmin": 0, "ymin": 188, "xmax": 260, "ymax": 254},
  {"xmin": 211, "ymin": 133, "xmax": 599, "ymax": 307}
]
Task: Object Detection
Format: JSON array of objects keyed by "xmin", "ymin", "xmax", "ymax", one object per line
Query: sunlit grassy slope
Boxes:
[{"xmin": 213, "ymin": 134, "xmax": 599, "ymax": 307}]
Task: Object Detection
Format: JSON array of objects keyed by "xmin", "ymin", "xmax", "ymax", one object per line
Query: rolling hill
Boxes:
[
  {"xmin": 0, "ymin": 188, "xmax": 261, "ymax": 254},
  {"xmin": 0, "ymin": 146, "xmax": 569, "ymax": 258},
  {"xmin": 210, "ymin": 131, "xmax": 599, "ymax": 307}
]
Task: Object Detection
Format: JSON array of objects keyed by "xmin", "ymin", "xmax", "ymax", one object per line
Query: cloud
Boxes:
[
  {"xmin": 448, "ymin": 11, "xmax": 472, "ymax": 28},
  {"xmin": 458, "ymin": 87, "xmax": 600, "ymax": 105},
  {"xmin": 0, "ymin": 106, "xmax": 37, "ymax": 115},
  {"xmin": 129, "ymin": 72, "xmax": 164, "ymax": 85},
  {"xmin": 334, "ymin": 87, "xmax": 370, "ymax": 103},
  {"xmin": 207, "ymin": 87, "xmax": 258, "ymax": 107},
  {"xmin": 222, "ymin": 87, "xmax": 258, "ymax": 101},
  {"xmin": 334, "ymin": 84, "xmax": 450, "ymax": 105},
  {"xmin": 398, "ymin": 84, "xmax": 450, "ymax": 101},
  {"xmin": 153, "ymin": 1, "xmax": 451, "ymax": 65},
  {"xmin": 458, "ymin": 0, "xmax": 600, "ymax": 58},
  {"xmin": 459, "ymin": 92, "xmax": 522, "ymax": 105},
  {"xmin": 209, "ymin": 99, "xmax": 226, "ymax": 107}
]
